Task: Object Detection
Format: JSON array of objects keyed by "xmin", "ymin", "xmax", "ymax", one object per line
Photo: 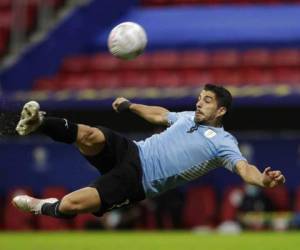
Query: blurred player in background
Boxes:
[{"xmin": 12, "ymin": 84, "xmax": 285, "ymax": 219}]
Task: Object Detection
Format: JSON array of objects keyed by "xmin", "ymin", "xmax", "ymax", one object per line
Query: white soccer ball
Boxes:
[{"xmin": 108, "ymin": 22, "xmax": 147, "ymax": 60}]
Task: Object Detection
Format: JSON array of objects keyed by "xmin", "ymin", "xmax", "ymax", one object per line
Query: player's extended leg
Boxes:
[{"xmin": 15, "ymin": 100, "xmax": 106, "ymax": 156}]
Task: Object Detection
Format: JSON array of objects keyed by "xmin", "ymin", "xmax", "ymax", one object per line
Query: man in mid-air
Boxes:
[{"xmin": 13, "ymin": 84, "xmax": 285, "ymax": 219}]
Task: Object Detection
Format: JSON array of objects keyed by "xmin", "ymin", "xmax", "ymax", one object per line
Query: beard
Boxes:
[
  {"xmin": 194, "ymin": 113, "xmax": 220, "ymax": 126},
  {"xmin": 194, "ymin": 115, "xmax": 205, "ymax": 125},
  {"xmin": 194, "ymin": 111, "xmax": 207, "ymax": 124}
]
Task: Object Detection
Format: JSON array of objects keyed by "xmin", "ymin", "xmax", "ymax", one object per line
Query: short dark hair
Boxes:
[{"xmin": 204, "ymin": 84, "xmax": 232, "ymax": 114}]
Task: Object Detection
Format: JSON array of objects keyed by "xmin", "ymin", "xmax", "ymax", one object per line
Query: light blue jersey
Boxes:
[{"xmin": 135, "ymin": 111, "xmax": 246, "ymax": 198}]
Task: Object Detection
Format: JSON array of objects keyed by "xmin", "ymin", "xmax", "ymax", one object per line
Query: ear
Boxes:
[{"xmin": 216, "ymin": 106, "xmax": 226, "ymax": 118}]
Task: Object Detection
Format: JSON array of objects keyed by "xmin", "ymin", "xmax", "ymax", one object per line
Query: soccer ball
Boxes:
[{"xmin": 108, "ymin": 22, "xmax": 147, "ymax": 60}]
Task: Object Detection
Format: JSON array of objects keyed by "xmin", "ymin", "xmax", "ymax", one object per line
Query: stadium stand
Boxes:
[
  {"xmin": 272, "ymin": 49, "xmax": 300, "ymax": 66},
  {"xmin": 4, "ymin": 187, "xmax": 35, "ymax": 230},
  {"xmin": 179, "ymin": 50, "xmax": 211, "ymax": 69},
  {"xmin": 0, "ymin": 3, "xmax": 12, "ymax": 56},
  {"xmin": 220, "ymin": 186, "xmax": 243, "ymax": 222},
  {"xmin": 294, "ymin": 186, "xmax": 300, "ymax": 212},
  {"xmin": 3, "ymin": 3, "xmax": 300, "ymax": 91},
  {"xmin": 183, "ymin": 186, "xmax": 217, "ymax": 228},
  {"xmin": 32, "ymin": 48, "xmax": 300, "ymax": 90},
  {"xmin": 242, "ymin": 68, "xmax": 274, "ymax": 85},
  {"xmin": 37, "ymin": 186, "xmax": 71, "ymax": 230},
  {"xmin": 211, "ymin": 69, "xmax": 242, "ymax": 85},
  {"xmin": 0, "ymin": 0, "xmax": 66, "ymax": 57},
  {"xmin": 0, "ymin": 196, "xmax": 4, "ymax": 230},
  {"xmin": 263, "ymin": 186, "xmax": 290, "ymax": 211},
  {"xmin": 141, "ymin": 0, "xmax": 300, "ymax": 6},
  {"xmin": 210, "ymin": 49, "xmax": 240, "ymax": 68},
  {"xmin": 73, "ymin": 214, "xmax": 99, "ymax": 230},
  {"xmin": 181, "ymin": 69, "xmax": 213, "ymax": 87}
]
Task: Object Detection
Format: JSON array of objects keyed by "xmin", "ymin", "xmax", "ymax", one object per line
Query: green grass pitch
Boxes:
[{"xmin": 1, "ymin": 231, "xmax": 300, "ymax": 250}]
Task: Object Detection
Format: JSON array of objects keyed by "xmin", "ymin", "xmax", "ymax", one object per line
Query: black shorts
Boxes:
[{"xmin": 83, "ymin": 126, "xmax": 145, "ymax": 216}]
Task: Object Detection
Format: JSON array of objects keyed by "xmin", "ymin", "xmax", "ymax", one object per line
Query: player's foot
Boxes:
[
  {"xmin": 12, "ymin": 195, "xmax": 58, "ymax": 215},
  {"xmin": 16, "ymin": 101, "xmax": 45, "ymax": 136}
]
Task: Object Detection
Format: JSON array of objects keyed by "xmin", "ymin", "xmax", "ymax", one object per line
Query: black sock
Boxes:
[
  {"xmin": 39, "ymin": 117, "xmax": 78, "ymax": 144},
  {"xmin": 41, "ymin": 201, "xmax": 76, "ymax": 219}
]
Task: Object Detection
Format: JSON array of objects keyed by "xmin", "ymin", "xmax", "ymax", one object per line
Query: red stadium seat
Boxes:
[
  {"xmin": 37, "ymin": 186, "xmax": 71, "ymax": 230},
  {"xmin": 210, "ymin": 49, "xmax": 240, "ymax": 68},
  {"xmin": 0, "ymin": 196, "xmax": 4, "ymax": 230},
  {"xmin": 134, "ymin": 201, "xmax": 159, "ymax": 230},
  {"xmin": 229, "ymin": 0, "xmax": 281, "ymax": 3},
  {"xmin": 142, "ymin": 0, "xmax": 286, "ymax": 6},
  {"xmin": 88, "ymin": 53, "xmax": 120, "ymax": 71},
  {"xmin": 0, "ymin": 34, "xmax": 7, "ymax": 55},
  {"xmin": 47, "ymin": 0, "xmax": 66, "ymax": 9},
  {"xmin": 148, "ymin": 51, "xmax": 180, "ymax": 69},
  {"xmin": 119, "ymin": 54, "xmax": 151, "ymax": 70},
  {"xmin": 271, "ymin": 49, "xmax": 300, "ymax": 66},
  {"xmin": 181, "ymin": 69, "xmax": 212, "ymax": 87},
  {"xmin": 59, "ymin": 74, "xmax": 93, "ymax": 90},
  {"xmin": 0, "ymin": 10, "xmax": 13, "ymax": 30},
  {"xmin": 220, "ymin": 186, "xmax": 243, "ymax": 222},
  {"xmin": 212, "ymin": 69, "xmax": 242, "ymax": 85},
  {"xmin": 120, "ymin": 71, "xmax": 151, "ymax": 87},
  {"xmin": 241, "ymin": 49, "xmax": 272, "ymax": 67},
  {"xmin": 179, "ymin": 50, "xmax": 210, "ymax": 69},
  {"xmin": 0, "ymin": 9, "xmax": 12, "ymax": 53},
  {"xmin": 294, "ymin": 186, "xmax": 300, "ymax": 212},
  {"xmin": 4, "ymin": 187, "xmax": 35, "ymax": 230},
  {"xmin": 73, "ymin": 214, "xmax": 99, "ymax": 230},
  {"xmin": 141, "ymin": 0, "xmax": 170, "ymax": 6},
  {"xmin": 89, "ymin": 72, "xmax": 121, "ymax": 88},
  {"xmin": 41, "ymin": 187, "xmax": 67, "ymax": 200},
  {"xmin": 173, "ymin": 0, "xmax": 206, "ymax": 5},
  {"xmin": 273, "ymin": 68, "xmax": 300, "ymax": 85},
  {"xmin": 61, "ymin": 55, "xmax": 90, "ymax": 73},
  {"xmin": 0, "ymin": 0, "xmax": 11, "ymax": 11},
  {"xmin": 33, "ymin": 76, "xmax": 62, "ymax": 91},
  {"xmin": 26, "ymin": 0, "xmax": 39, "ymax": 32},
  {"xmin": 242, "ymin": 68, "xmax": 274, "ymax": 85},
  {"xmin": 149, "ymin": 70, "xmax": 181, "ymax": 87},
  {"xmin": 263, "ymin": 185, "xmax": 290, "ymax": 211},
  {"xmin": 183, "ymin": 186, "xmax": 217, "ymax": 228}
]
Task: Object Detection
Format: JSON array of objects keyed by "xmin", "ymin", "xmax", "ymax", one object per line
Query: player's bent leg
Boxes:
[
  {"xmin": 13, "ymin": 187, "xmax": 101, "ymax": 219},
  {"xmin": 59, "ymin": 187, "xmax": 101, "ymax": 214}
]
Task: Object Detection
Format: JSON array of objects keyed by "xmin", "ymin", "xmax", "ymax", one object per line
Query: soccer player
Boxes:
[{"xmin": 13, "ymin": 84, "xmax": 285, "ymax": 219}]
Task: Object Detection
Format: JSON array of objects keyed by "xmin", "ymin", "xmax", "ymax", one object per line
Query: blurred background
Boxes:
[{"xmin": 0, "ymin": 0, "xmax": 300, "ymax": 233}]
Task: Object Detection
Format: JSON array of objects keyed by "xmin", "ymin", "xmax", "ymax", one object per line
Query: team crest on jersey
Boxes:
[{"xmin": 204, "ymin": 129, "xmax": 216, "ymax": 138}]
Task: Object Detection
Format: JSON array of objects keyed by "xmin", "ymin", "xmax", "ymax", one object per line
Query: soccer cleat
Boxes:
[
  {"xmin": 16, "ymin": 101, "xmax": 45, "ymax": 136},
  {"xmin": 12, "ymin": 195, "xmax": 58, "ymax": 215}
]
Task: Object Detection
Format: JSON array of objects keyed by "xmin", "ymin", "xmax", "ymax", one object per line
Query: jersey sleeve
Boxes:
[
  {"xmin": 217, "ymin": 136, "xmax": 247, "ymax": 173},
  {"xmin": 167, "ymin": 111, "xmax": 194, "ymax": 126}
]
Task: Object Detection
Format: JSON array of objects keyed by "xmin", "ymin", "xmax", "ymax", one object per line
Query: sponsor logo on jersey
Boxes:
[{"xmin": 204, "ymin": 129, "xmax": 216, "ymax": 138}]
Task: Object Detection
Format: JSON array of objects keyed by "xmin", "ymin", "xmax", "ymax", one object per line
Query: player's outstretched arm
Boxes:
[
  {"xmin": 112, "ymin": 97, "xmax": 170, "ymax": 126},
  {"xmin": 235, "ymin": 160, "xmax": 286, "ymax": 188}
]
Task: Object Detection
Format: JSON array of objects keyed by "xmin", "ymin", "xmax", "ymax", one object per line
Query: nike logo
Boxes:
[
  {"xmin": 107, "ymin": 199, "xmax": 130, "ymax": 211},
  {"xmin": 63, "ymin": 119, "xmax": 69, "ymax": 129}
]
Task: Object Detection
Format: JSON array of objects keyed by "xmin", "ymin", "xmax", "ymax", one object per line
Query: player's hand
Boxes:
[
  {"xmin": 112, "ymin": 97, "xmax": 131, "ymax": 112},
  {"xmin": 262, "ymin": 167, "xmax": 286, "ymax": 188}
]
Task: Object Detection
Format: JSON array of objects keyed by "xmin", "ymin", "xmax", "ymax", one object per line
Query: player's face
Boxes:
[{"xmin": 195, "ymin": 90, "xmax": 226, "ymax": 125}]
